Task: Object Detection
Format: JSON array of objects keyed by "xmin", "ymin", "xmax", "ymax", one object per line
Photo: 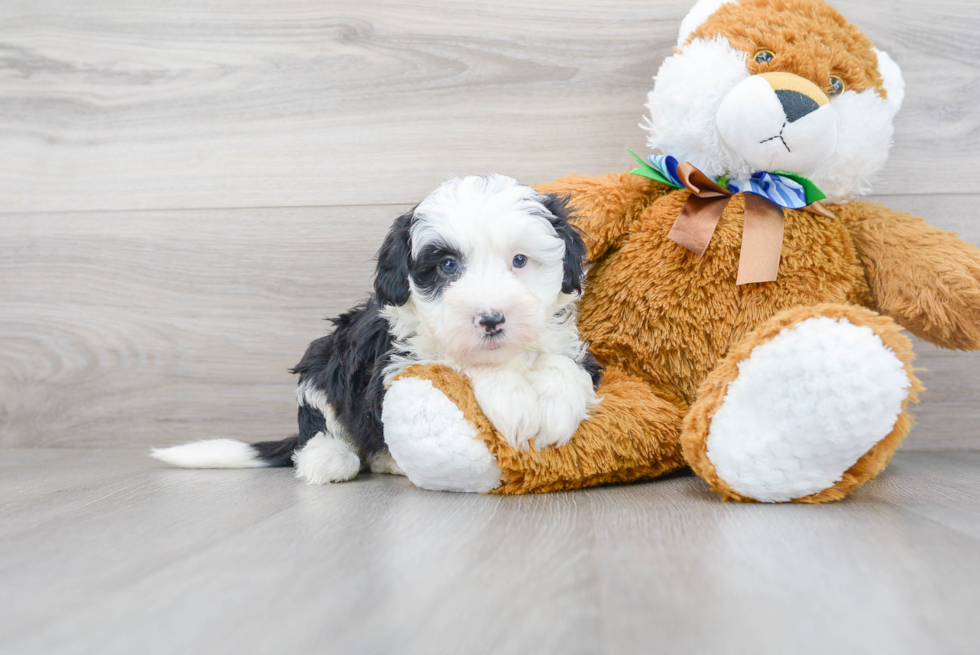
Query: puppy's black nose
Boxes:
[
  {"xmin": 775, "ymin": 89, "xmax": 820, "ymax": 123},
  {"xmin": 478, "ymin": 311, "xmax": 506, "ymax": 333}
]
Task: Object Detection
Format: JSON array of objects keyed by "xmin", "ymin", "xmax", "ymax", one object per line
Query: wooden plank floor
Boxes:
[{"xmin": 1, "ymin": 448, "xmax": 979, "ymax": 655}]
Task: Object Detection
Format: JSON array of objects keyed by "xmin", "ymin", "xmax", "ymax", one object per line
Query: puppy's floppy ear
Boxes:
[
  {"xmin": 374, "ymin": 208, "xmax": 414, "ymax": 306},
  {"xmin": 540, "ymin": 193, "xmax": 587, "ymax": 295}
]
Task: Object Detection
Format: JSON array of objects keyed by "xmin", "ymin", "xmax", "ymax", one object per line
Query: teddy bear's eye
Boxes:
[
  {"xmin": 828, "ymin": 75, "xmax": 846, "ymax": 97},
  {"xmin": 754, "ymin": 50, "xmax": 774, "ymax": 64}
]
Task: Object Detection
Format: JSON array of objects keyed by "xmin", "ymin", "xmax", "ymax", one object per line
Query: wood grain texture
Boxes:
[
  {"xmin": 0, "ymin": 204, "xmax": 401, "ymax": 447},
  {"xmin": 0, "ymin": 0, "xmax": 978, "ymax": 213},
  {"xmin": 1, "ymin": 448, "xmax": 978, "ymax": 655},
  {"xmin": 3, "ymin": 194, "xmax": 979, "ymax": 449},
  {"xmin": 591, "ymin": 454, "xmax": 980, "ymax": 655}
]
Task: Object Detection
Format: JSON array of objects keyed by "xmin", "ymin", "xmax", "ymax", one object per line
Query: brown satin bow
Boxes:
[{"xmin": 666, "ymin": 162, "xmax": 835, "ymax": 285}]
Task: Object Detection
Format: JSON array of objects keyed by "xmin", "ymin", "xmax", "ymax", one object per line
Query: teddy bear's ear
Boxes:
[
  {"xmin": 873, "ymin": 48, "xmax": 905, "ymax": 117},
  {"xmin": 676, "ymin": 0, "xmax": 737, "ymax": 46}
]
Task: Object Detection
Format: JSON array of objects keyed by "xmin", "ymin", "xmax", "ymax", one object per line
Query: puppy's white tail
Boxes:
[{"xmin": 150, "ymin": 439, "xmax": 270, "ymax": 469}]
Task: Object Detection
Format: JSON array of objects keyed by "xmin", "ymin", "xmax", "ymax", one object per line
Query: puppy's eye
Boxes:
[
  {"xmin": 512, "ymin": 254, "xmax": 528, "ymax": 269},
  {"xmin": 828, "ymin": 75, "xmax": 845, "ymax": 97},
  {"xmin": 754, "ymin": 50, "xmax": 774, "ymax": 64},
  {"xmin": 438, "ymin": 258, "xmax": 459, "ymax": 276}
]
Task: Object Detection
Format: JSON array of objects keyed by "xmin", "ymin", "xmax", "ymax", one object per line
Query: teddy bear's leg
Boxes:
[
  {"xmin": 383, "ymin": 364, "xmax": 688, "ymax": 494},
  {"xmin": 682, "ymin": 303, "xmax": 922, "ymax": 503}
]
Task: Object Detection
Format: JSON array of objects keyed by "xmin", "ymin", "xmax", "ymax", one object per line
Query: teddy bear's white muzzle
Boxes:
[{"xmin": 716, "ymin": 72, "xmax": 837, "ymax": 176}]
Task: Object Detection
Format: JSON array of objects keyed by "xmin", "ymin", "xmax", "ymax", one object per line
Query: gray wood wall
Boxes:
[{"xmin": 2, "ymin": 0, "xmax": 978, "ymax": 449}]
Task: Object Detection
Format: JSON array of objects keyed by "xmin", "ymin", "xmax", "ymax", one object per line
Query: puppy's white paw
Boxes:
[
  {"xmin": 528, "ymin": 355, "xmax": 597, "ymax": 449},
  {"xmin": 292, "ymin": 433, "xmax": 361, "ymax": 485},
  {"xmin": 366, "ymin": 448, "xmax": 406, "ymax": 476},
  {"xmin": 470, "ymin": 367, "xmax": 541, "ymax": 451},
  {"xmin": 533, "ymin": 393, "xmax": 591, "ymax": 449},
  {"xmin": 488, "ymin": 391, "xmax": 542, "ymax": 451}
]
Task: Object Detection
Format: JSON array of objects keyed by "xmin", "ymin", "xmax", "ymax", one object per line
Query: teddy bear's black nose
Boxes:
[{"xmin": 776, "ymin": 89, "xmax": 821, "ymax": 123}]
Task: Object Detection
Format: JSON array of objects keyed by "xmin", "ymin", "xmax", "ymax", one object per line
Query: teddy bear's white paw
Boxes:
[
  {"xmin": 527, "ymin": 355, "xmax": 598, "ymax": 449},
  {"xmin": 706, "ymin": 316, "xmax": 911, "ymax": 502},
  {"xmin": 382, "ymin": 377, "xmax": 502, "ymax": 493}
]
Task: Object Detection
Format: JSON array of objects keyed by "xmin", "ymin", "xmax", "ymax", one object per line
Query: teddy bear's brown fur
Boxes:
[
  {"xmin": 689, "ymin": 0, "xmax": 887, "ymax": 97},
  {"xmin": 390, "ymin": 0, "xmax": 980, "ymax": 501},
  {"xmin": 402, "ymin": 171, "xmax": 980, "ymax": 500}
]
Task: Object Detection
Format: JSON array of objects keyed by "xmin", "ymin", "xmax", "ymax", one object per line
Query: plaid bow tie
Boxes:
[{"xmin": 629, "ymin": 150, "xmax": 835, "ymax": 285}]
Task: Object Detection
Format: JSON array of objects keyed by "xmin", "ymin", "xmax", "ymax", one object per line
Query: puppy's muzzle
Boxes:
[{"xmin": 476, "ymin": 311, "xmax": 506, "ymax": 335}]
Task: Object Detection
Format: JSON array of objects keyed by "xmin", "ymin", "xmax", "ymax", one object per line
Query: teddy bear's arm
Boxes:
[
  {"xmin": 384, "ymin": 364, "xmax": 687, "ymax": 494},
  {"xmin": 841, "ymin": 202, "xmax": 980, "ymax": 350},
  {"xmin": 536, "ymin": 171, "xmax": 672, "ymax": 262}
]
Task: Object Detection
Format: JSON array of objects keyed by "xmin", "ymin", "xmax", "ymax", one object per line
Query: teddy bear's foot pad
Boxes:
[
  {"xmin": 382, "ymin": 377, "xmax": 502, "ymax": 493},
  {"xmin": 706, "ymin": 316, "xmax": 911, "ymax": 502}
]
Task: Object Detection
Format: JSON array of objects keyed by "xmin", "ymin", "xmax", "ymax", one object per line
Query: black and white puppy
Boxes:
[{"xmin": 151, "ymin": 175, "xmax": 601, "ymax": 484}]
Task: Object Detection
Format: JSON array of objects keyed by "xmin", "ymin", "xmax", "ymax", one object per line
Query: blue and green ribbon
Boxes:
[{"xmin": 628, "ymin": 149, "xmax": 827, "ymax": 209}]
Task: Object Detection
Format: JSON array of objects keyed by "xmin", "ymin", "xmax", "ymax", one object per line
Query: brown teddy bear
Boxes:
[{"xmin": 381, "ymin": 0, "xmax": 980, "ymax": 502}]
